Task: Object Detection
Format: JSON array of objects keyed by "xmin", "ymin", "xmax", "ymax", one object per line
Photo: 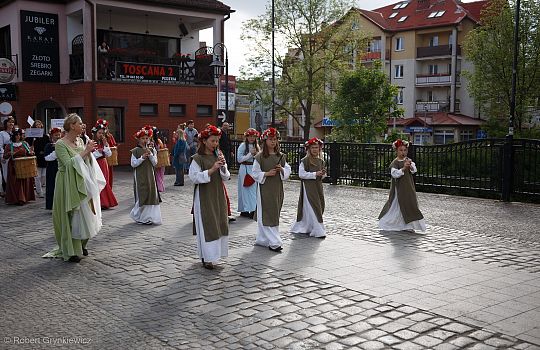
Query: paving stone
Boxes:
[
  {"xmin": 412, "ymin": 335, "xmax": 444, "ymax": 347},
  {"xmin": 358, "ymin": 340, "xmax": 386, "ymax": 350}
]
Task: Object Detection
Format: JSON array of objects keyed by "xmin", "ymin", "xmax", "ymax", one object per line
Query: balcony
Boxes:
[
  {"xmin": 416, "ymin": 73, "xmax": 461, "ymax": 86},
  {"xmin": 416, "ymin": 44, "xmax": 461, "ymax": 59},
  {"xmin": 69, "ymin": 48, "xmax": 215, "ymax": 85},
  {"xmin": 415, "ymin": 100, "xmax": 461, "ymax": 113},
  {"xmin": 360, "ymin": 49, "xmax": 391, "ymax": 62}
]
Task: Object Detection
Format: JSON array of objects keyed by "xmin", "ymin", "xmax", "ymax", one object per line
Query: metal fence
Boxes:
[{"xmin": 229, "ymin": 138, "xmax": 540, "ymax": 203}]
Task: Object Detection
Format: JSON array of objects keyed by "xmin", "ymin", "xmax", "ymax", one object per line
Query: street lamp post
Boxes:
[
  {"xmin": 210, "ymin": 43, "xmax": 228, "ymax": 126},
  {"xmin": 271, "ymin": 0, "xmax": 275, "ymax": 128}
]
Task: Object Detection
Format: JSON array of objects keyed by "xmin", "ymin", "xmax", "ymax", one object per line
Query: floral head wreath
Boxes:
[
  {"xmin": 199, "ymin": 125, "xmax": 222, "ymax": 139},
  {"xmin": 392, "ymin": 139, "xmax": 409, "ymax": 149},
  {"xmin": 50, "ymin": 127, "xmax": 62, "ymax": 135},
  {"xmin": 305, "ymin": 137, "xmax": 324, "ymax": 148},
  {"xmin": 134, "ymin": 128, "xmax": 153, "ymax": 139},
  {"xmin": 96, "ymin": 118, "xmax": 109, "ymax": 127},
  {"xmin": 12, "ymin": 127, "xmax": 24, "ymax": 136},
  {"xmin": 91, "ymin": 122, "xmax": 107, "ymax": 134},
  {"xmin": 143, "ymin": 124, "xmax": 154, "ymax": 131},
  {"xmin": 244, "ymin": 128, "xmax": 260, "ymax": 138},
  {"xmin": 261, "ymin": 127, "xmax": 279, "ymax": 140}
]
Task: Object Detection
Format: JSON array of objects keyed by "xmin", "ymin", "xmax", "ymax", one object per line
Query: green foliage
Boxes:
[
  {"xmin": 328, "ymin": 61, "xmax": 403, "ymax": 142},
  {"xmin": 463, "ymin": 0, "xmax": 540, "ymax": 134},
  {"xmin": 241, "ymin": 0, "xmax": 369, "ymax": 140}
]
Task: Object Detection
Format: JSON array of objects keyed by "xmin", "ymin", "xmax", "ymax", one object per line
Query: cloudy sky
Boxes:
[{"xmin": 200, "ymin": 0, "xmax": 473, "ymax": 77}]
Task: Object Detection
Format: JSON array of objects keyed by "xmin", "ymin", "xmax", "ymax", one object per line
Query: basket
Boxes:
[
  {"xmin": 156, "ymin": 148, "xmax": 170, "ymax": 168},
  {"xmin": 106, "ymin": 146, "xmax": 118, "ymax": 166},
  {"xmin": 14, "ymin": 156, "xmax": 38, "ymax": 179}
]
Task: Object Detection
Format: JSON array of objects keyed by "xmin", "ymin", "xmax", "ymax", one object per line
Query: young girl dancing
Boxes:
[
  {"xmin": 189, "ymin": 125, "xmax": 230, "ymax": 269},
  {"xmin": 290, "ymin": 137, "xmax": 326, "ymax": 238},
  {"xmin": 378, "ymin": 139, "xmax": 426, "ymax": 232},
  {"xmin": 252, "ymin": 128, "xmax": 291, "ymax": 252},
  {"xmin": 130, "ymin": 127, "xmax": 162, "ymax": 225},
  {"xmin": 237, "ymin": 128, "xmax": 260, "ymax": 219}
]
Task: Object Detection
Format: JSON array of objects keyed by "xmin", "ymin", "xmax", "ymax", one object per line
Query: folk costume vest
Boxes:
[
  {"xmin": 378, "ymin": 158, "xmax": 423, "ymax": 223},
  {"xmin": 255, "ymin": 153, "xmax": 286, "ymax": 227},
  {"xmin": 131, "ymin": 146, "xmax": 160, "ymax": 206},
  {"xmin": 296, "ymin": 156, "xmax": 325, "ymax": 223},
  {"xmin": 192, "ymin": 154, "xmax": 229, "ymax": 242}
]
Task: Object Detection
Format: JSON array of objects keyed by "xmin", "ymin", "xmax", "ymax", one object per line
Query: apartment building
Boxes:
[
  {"xmin": 0, "ymin": 0, "xmax": 232, "ymax": 164},
  {"xmin": 311, "ymin": 0, "xmax": 488, "ymax": 144}
]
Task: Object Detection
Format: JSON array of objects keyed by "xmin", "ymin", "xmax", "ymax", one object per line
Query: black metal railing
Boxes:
[{"xmin": 228, "ymin": 138, "xmax": 540, "ymax": 203}]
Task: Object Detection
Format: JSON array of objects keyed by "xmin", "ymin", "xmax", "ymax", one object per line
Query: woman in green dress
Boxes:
[{"xmin": 44, "ymin": 113, "xmax": 106, "ymax": 263}]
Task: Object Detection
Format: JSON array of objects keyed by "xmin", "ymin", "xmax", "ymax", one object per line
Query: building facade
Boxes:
[{"xmin": 0, "ymin": 0, "xmax": 232, "ymax": 164}]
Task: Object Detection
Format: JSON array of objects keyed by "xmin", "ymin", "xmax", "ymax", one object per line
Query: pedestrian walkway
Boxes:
[{"xmin": 1, "ymin": 169, "xmax": 539, "ymax": 349}]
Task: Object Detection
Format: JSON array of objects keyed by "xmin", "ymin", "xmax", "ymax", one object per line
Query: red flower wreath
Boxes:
[
  {"xmin": 134, "ymin": 128, "xmax": 153, "ymax": 139},
  {"xmin": 199, "ymin": 125, "xmax": 222, "ymax": 139},
  {"xmin": 305, "ymin": 137, "xmax": 324, "ymax": 147},
  {"xmin": 392, "ymin": 139, "xmax": 410, "ymax": 149},
  {"xmin": 244, "ymin": 128, "xmax": 260, "ymax": 138},
  {"xmin": 261, "ymin": 127, "xmax": 279, "ymax": 140}
]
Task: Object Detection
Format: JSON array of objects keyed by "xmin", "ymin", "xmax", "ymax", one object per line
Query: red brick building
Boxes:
[{"xmin": 0, "ymin": 0, "xmax": 233, "ymax": 164}]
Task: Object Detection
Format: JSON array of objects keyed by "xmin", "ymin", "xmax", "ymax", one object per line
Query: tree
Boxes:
[
  {"xmin": 328, "ymin": 61, "xmax": 403, "ymax": 142},
  {"xmin": 463, "ymin": 0, "xmax": 540, "ymax": 137},
  {"xmin": 241, "ymin": 0, "xmax": 368, "ymax": 140},
  {"xmin": 236, "ymin": 78, "xmax": 273, "ymax": 132}
]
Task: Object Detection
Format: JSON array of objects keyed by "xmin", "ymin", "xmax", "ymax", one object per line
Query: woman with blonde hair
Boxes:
[
  {"xmin": 44, "ymin": 113, "xmax": 105, "ymax": 263},
  {"xmin": 172, "ymin": 126, "xmax": 188, "ymax": 186}
]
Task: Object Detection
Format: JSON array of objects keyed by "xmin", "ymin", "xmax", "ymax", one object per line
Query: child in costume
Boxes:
[
  {"xmin": 91, "ymin": 121, "xmax": 118, "ymax": 209},
  {"xmin": 189, "ymin": 125, "xmax": 230, "ymax": 269},
  {"xmin": 290, "ymin": 137, "xmax": 326, "ymax": 238},
  {"xmin": 251, "ymin": 128, "xmax": 291, "ymax": 252},
  {"xmin": 130, "ymin": 127, "xmax": 162, "ymax": 225},
  {"xmin": 237, "ymin": 128, "xmax": 260, "ymax": 219},
  {"xmin": 3, "ymin": 128, "xmax": 36, "ymax": 205},
  {"xmin": 378, "ymin": 139, "xmax": 426, "ymax": 232},
  {"xmin": 43, "ymin": 128, "xmax": 62, "ymax": 210}
]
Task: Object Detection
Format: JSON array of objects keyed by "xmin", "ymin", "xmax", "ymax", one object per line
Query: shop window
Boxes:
[
  {"xmin": 140, "ymin": 104, "xmax": 158, "ymax": 116},
  {"xmin": 0, "ymin": 25, "xmax": 11, "ymax": 58},
  {"xmin": 460, "ymin": 130, "xmax": 474, "ymax": 141},
  {"xmin": 97, "ymin": 107, "xmax": 124, "ymax": 142},
  {"xmin": 169, "ymin": 104, "xmax": 186, "ymax": 117},
  {"xmin": 197, "ymin": 105, "xmax": 212, "ymax": 117}
]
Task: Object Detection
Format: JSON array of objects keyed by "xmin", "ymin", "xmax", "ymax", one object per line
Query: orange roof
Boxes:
[{"xmin": 388, "ymin": 113, "xmax": 485, "ymax": 126}]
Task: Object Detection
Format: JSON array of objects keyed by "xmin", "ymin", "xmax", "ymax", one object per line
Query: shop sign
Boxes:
[
  {"xmin": 20, "ymin": 10, "xmax": 60, "ymax": 82},
  {"xmin": 0, "ymin": 84, "xmax": 17, "ymax": 100},
  {"xmin": 405, "ymin": 126, "xmax": 432, "ymax": 133},
  {"xmin": 116, "ymin": 62, "xmax": 180, "ymax": 82},
  {"xmin": 0, "ymin": 59, "xmax": 17, "ymax": 83}
]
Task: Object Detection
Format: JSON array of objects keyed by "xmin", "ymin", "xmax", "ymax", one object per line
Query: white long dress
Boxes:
[
  {"xmin": 251, "ymin": 159, "xmax": 291, "ymax": 249},
  {"xmin": 237, "ymin": 143, "xmax": 257, "ymax": 213},
  {"xmin": 0, "ymin": 130, "xmax": 11, "ymax": 186},
  {"xmin": 130, "ymin": 149, "xmax": 162, "ymax": 225},
  {"xmin": 189, "ymin": 160, "xmax": 230, "ymax": 263},
  {"xmin": 290, "ymin": 162, "xmax": 326, "ymax": 237},
  {"xmin": 378, "ymin": 162, "xmax": 427, "ymax": 232}
]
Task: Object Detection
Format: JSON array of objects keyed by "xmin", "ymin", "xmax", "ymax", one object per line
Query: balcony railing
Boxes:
[
  {"xmin": 416, "ymin": 74, "xmax": 461, "ymax": 86},
  {"xmin": 415, "ymin": 100, "xmax": 461, "ymax": 113},
  {"xmin": 361, "ymin": 49, "xmax": 391, "ymax": 61},
  {"xmin": 69, "ymin": 51, "xmax": 215, "ymax": 85},
  {"xmin": 417, "ymin": 44, "xmax": 461, "ymax": 58}
]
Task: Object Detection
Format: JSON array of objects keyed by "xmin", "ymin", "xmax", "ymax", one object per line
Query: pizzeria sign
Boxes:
[{"xmin": 116, "ymin": 61, "xmax": 180, "ymax": 82}]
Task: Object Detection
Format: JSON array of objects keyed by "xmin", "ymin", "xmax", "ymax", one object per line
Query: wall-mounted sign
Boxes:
[
  {"xmin": 322, "ymin": 116, "xmax": 337, "ymax": 127},
  {"xmin": 405, "ymin": 126, "xmax": 433, "ymax": 133},
  {"xmin": 20, "ymin": 10, "xmax": 60, "ymax": 82},
  {"xmin": 0, "ymin": 84, "xmax": 17, "ymax": 101},
  {"xmin": 0, "ymin": 101, "xmax": 13, "ymax": 115},
  {"xmin": 218, "ymin": 92, "xmax": 236, "ymax": 111},
  {"xmin": 0, "ymin": 59, "xmax": 17, "ymax": 83},
  {"xmin": 116, "ymin": 62, "xmax": 180, "ymax": 82}
]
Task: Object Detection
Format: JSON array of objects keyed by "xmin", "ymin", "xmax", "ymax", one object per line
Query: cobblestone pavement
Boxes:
[{"xmin": 1, "ymin": 169, "xmax": 539, "ymax": 349}]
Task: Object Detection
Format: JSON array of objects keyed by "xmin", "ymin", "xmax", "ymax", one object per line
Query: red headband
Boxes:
[
  {"xmin": 244, "ymin": 128, "xmax": 260, "ymax": 137},
  {"xmin": 134, "ymin": 128, "xmax": 153, "ymax": 139},
  {"xmin": 199, "ymin": 125, "xmax": 222, "ymax": 139},
  {"xmin": 392, "ymin": 139, "xmax": 409, "ymax": 149},
  {"xmin": 305, "ymin": 137, "xmax": 323, "ymax": 147},
  {"xmin": 261, "ymin": 127, "xmax": 279, "ymax": 140}
]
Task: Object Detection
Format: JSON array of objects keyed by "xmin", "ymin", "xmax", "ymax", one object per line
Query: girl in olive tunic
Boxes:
[
  {"xmin": 130, "ymin": 128, "xmax": 162, "ymax": 225},
  {"xmin": 189, "ymin": 125, "xmax": 230, "ymax": 269},
  {"xmin": 290, "ymin": 137, "xmax": 327, "ymax": 238},
  {"xmin": 252, "ymin": 128, "xmax": 291, "ymax": 252},
  {"xmin": 378, "ymin": 139, "xmax": 426, "ymax": 232}
]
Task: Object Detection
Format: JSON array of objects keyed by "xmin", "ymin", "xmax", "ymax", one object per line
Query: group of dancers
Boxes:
[{"xmin": 20, "ymin": 113, "xmax": 424, "ymax": 266}]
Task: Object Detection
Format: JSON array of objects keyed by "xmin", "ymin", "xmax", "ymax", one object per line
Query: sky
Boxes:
[{"xmin": 200, "ymin": 0, "xmax": 474, "ymax": 77}]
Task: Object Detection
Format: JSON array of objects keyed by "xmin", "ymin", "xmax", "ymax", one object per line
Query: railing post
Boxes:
[
  {"xmin": 501, "ymin": 136, "xmax": 514, "ymax": 201},
  {"xmin": 329, "ymin": 142, "xmax": 340, "ymax": 185}
]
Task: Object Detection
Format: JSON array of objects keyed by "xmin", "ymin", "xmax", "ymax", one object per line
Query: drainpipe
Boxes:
[
  {"xmin": 84, "ymin": 0, "xmax": 97, "ymax": 125},
  {"xmin": 220, "ymin": 13, "xmax": 231, "ymax": 45}
]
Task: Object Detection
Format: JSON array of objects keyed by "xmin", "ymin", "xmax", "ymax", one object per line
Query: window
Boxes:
[
  {"xmin": 429, "ymin": 36, "xmax": 439, "ymax": 47},
  {"xmin": 429, "ymin": 64, "xmax": 438, "ymax": 75},
  {"xmin": 448, "ymin": 63, "xmax": 452, "ymax": 74},
  {"xmin": 0, "ymin": 25, "xmax": 11, "ymax": 59},
  {"xmin": 368, "ymin": 40, "xmax": 381, "ymax": 53},
  {"xmin": 169, "ymin": 104, "xmax": 186, "ymax": 117},
  {"xmin": 460, "ymin": 130, "xmax": 474, "ymax": 141},
  {"xmin": 197, "ymin": 105, "xmax": 212, "ymax": 117},
  {"xmin": 395, "ymin": 65, "xmax": 404, "ymax": 78},
  {"xmin": 393, "ymin": 3, "xmax": 402, "ymax": 9},
  {"xmin": 393, "ymin": 2, "xmax": 408, "ymax": 9},
  {"xmin": 428, "ymin": 12, "xmax": 437, "ymax": 18},
  {"xmin": 428, "ymin": 91, "xmax": 434, "ymax": 102},
  {"xmin": 434, "ymin": 129, "xmax": 454, "ymax": 144},
  {"xmin": 140, "ymin": 104, "xmax": 158, "ymax": 116},
  {"xmin": 395, "ymin": 37, "xmax": 404, "ymax": 51},
  {"xmin": 397, "ymin": 89, "xmax": 404, "ymax": 104},
  {"xmin": 428, "ymin": 10, "xmax": 445, "ymax": 18},
  {"xmin": 435, "ymin": 11, "xmax": 445, "ymax": 17},
  {"xmin": 97, "ymin": 107, "xmax": 125, "ymax": 142},
  {"xmin": 389, "ymin": 12, "xmax": 398, "ymax": 18},
  {"xmin": 351, "ymin": 21, "xmax": 359, "ymax": 30},
  {"xmin": 398, "ymin": 16, "xmax": 408, "ymax": 23}
]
